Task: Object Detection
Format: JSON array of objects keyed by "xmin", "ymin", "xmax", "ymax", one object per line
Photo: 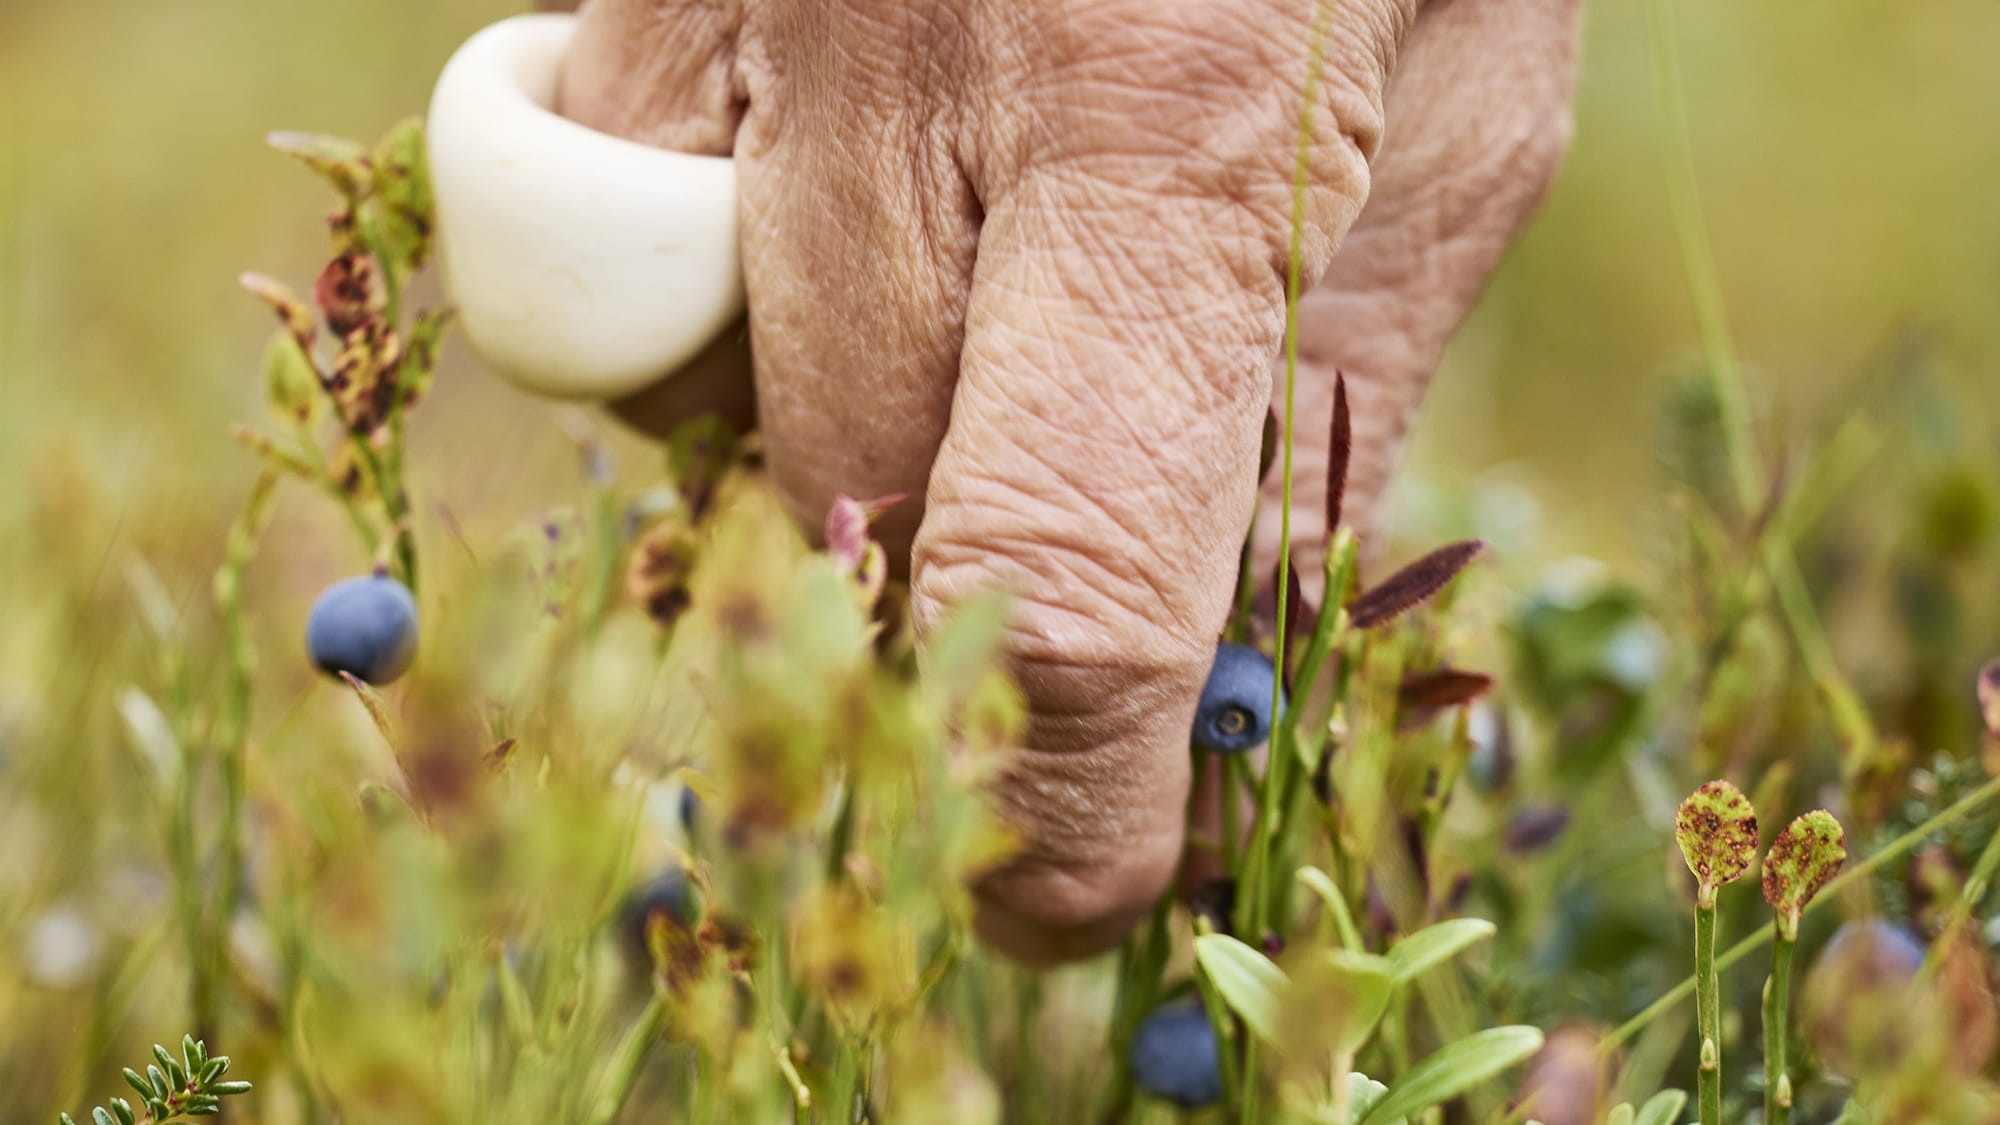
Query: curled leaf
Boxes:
[
  {"xmin": 1762, "ymin": 809, "xmax": 1845, "ymax": 933},
  {"xmin": 1676, "ymin": 779, "xmax": 1758, "ymax": 896},
  {"xmin": 1348, "ymin": 540, "xmax": 1484, "ymax": 630}
]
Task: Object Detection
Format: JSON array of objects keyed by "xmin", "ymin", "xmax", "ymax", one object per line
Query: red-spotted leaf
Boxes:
[
  {"xmin": 1327, "ymin": 371, "xmax": 1351, "ymax": 533},
  {"xmin": 1348, "ymin": 540, "xmax": 1485, "ymax": 630},
  {"xmin": 1761, "ymin": 809, "xmax": 1845, "ymax": 935},
  {"xmin": 1676, "ymin": 780, "xmax": 1758, "ymax": 896}
]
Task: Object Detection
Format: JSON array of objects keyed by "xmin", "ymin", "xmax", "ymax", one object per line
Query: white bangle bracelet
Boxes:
[{"xmin": 427, "ymin": 14, "xmax": 744, "ymax": 401}]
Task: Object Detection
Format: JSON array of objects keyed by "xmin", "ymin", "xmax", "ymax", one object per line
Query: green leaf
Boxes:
[
  {"xmin": 122, "ymin": 1070, "xmax": 151, "ymax": 1100},
  {"xmin": 1761, "ymin": 809, "xmax": 1845, "ymax": 930},
  {"xmin": 394, "ymin": 307, "xmax": 454, "ymax": 410},
  {"xmin": 146, "ymin": 1064, "xmax": 169, "ymax": 1098},
  {"xmin": 1384, "ymin": 918, "xmax": 1496, "ymax": 985},
  {"xmin": 182, "ymin": 1035, "xmax": 200, "ymax": 1077},
  {"xmin": 267, "ymin": 131, "xmax": 372, "ymax": 199},
  {"xmin": 1297, "ymin": 866, "xmax": 1364, "ymax": 951},
  {"xmin": 1634, "ymin": 1089, "xmax": 1689, "ymax": 1125},
  {"xmin": 1676, "ymin": 779, "xmax": 1758, "ymax": 893},
  {"xmin": 1357, "ymin": 1026, "xmax": 1544, "ymax": 1125},
  {"xmin": 60, "ymin": 1114, "xmax": 78, "ymax": 1125},
  {"xmin": 1283, "ymin": 948, "xmax": 1395, "ymax": 1059},
  {"xmin": 208, "ymin": 1081, "xmax": 253, "ymax": 1096},
  {"xmin": 198, "ymin": 1057, "xmax": 227, "ymax": 1085},
  {"xmin": 1605, "ymin": 1104, "xmax": 1636, "ymax": 1125},
  {"xmin": 91, "ymin": 1108, "xmax": 114, "ymax": 1125},
  {"xmin": 109, "ymin": 1100, "xmax": 135, "ymax": 1125},
  {"xmin": 1193, "ymin": 933, "xmax": 1287, "ymax": 1044},
  {"xmin": 1345, "ymin": 1073, "xmax": 1402, "ymax": 1125},
  {"xmin": 369, "ymin": 117, "xmax": 435, "ymax": 279}
]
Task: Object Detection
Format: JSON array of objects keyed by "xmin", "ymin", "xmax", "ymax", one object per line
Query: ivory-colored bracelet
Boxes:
[{"xmin": 427, "ymin": 14, "xmax": 744, "ymax": 401}]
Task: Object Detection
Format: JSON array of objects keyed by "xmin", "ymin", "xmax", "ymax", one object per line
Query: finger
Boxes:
[
  {"xmin": 557, "ymin": 0, "xmax": 744, "ymax": 155},
  {"xmin": 911, "ymin": 2, "xmax": 1409, "ymax": 961},
  {"xmin": 1252, "ymin": 0, "xmax": 1582, "ymax": 597}
]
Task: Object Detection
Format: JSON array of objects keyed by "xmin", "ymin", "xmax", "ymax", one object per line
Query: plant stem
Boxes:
[
  {"xmin": 1607, "ymin": 772, "xmax": 2000, "ymax": 1050},
  {"xmin": 586, "ymin": 990, "xmax": 667, "ymax": 1125},
  {"xmin": 1763, "ymin": 924, "xmax": 1796, "ymax": 1125},
  {"xmin": 1695, "ymin": 892, "xmax": 1720, "ymax": 1125}
]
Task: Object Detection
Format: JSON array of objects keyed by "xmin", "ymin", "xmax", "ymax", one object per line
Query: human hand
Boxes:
[{"xmin": 555, "ymin": 0, "xmax": 1580, "ymax": 962}]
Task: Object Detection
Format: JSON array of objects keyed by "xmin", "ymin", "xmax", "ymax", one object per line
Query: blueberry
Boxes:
[
  {"xmin": 616, "ymin": 868, "xmax": 697, "ymax": 966},
  {"xmin": 1130, "ymin": 1004, "xmax": 1222, "ymax": 1109},
  {"xmin": 306, "ymin": 575, "xmax": 418, "ymax": 685},
  {"xmin": 680, "ymin": 785, "xmax": 701, "ymax": 830},
  {"xmin": 1192, "ymin": 642, "xmax": 1283, "ymax": 753}
]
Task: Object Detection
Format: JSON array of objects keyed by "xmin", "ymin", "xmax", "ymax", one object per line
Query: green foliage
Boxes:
[{"xmin": 58, "ymin": 1037, "xmax": 250, "ymax": 1125}]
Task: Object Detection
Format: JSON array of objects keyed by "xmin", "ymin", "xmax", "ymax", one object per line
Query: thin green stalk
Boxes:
[
  {"xmin": 1763, "ymin": 929, "xmax": 1796, "ymax": 1125},
  {"xmin": 1608, "ymin": 773, "xmax": 2000, "ymax": 1049},
  {"xmin": 586, "ymin": 990, "xmax": 668, "ymax": 1125},
  {"xmin": 1191, "ymin": 922, "xmax": 1244, "ymax": 1112},
  {"xmin": 1694, "ymin": 895, "xmax": 1720, "ymax": 1125},
  {"xmin": 1251, "ymin": 0, "xmax": 1339, "ymax": 951}
]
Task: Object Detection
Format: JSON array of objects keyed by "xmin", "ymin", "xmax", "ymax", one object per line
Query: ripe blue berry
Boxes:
[
  {"xmin": 1130, "ymin": 1004, "xmax": 1222, "ymax": 1109},
  {"xmin": 1192, "ymin": 642, "xmax": 1282, "ymax": 753},
  {"xmin": 306, "ymin": 575, "xmax": 418, "ymax": 685}
]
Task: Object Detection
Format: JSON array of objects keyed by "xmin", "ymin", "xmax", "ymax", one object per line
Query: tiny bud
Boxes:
[
  {"xmin": 1677, "ymin": 780, "xmax": 1758, "ymax": 894},
  {"xmin": 1776, "ymin": 1074, "xmax": 1793, "ymax": 1107},
  {"xmin": 1699, "ymin": 1036, "xmax": 1718, "ymax": 1070}
]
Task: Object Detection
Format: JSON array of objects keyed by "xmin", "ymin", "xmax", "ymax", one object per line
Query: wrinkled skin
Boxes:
[{"xmin": 549, "ymin": 0, "xmax": 1581, "ymax": 962}]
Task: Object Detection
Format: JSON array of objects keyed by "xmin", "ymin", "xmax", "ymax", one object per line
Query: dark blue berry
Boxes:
[
  {"xmin": 306, "ymin": 575, "xmax": 418, "ymax": 685},
  {"xmin": 1130, "ymin": 1004, "xmax": 1222, "ymax": 1109},
  {"xmin": 1192, "ymin": 642, "xmax": 1282, "ymax": 753},
  {"xmin": 617, "ymin": 868, "xmax": 697, "ymax": 965},
  {"xmin": 680, "ymin": 784, "xmax": 701, "ymax": 831}
]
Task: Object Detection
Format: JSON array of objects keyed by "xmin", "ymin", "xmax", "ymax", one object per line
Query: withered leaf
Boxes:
[
  {"xmin": 1348, "ymin": 539, "xmax": 1485, "ymax": 630},
  {"xmin": 1396, "ymin": 668, "xmax": 1493, "ymax": 729}
]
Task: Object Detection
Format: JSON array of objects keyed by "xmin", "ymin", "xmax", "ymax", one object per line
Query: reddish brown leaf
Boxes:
[
  {"xmin": 1259, "ymin": 407, "xmax": 1280, "ymax": 486},
  {"xmin": 1396, "ymin": 668, "xmax": 1494, "ymax": 729},
  {"xmin": 1326, "ymin": 371, "xmax": 1351, "ymax": 534},
  {"xmin": 1347, "ymin": 540, "xmax": 1485, "ymax": 630}
]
